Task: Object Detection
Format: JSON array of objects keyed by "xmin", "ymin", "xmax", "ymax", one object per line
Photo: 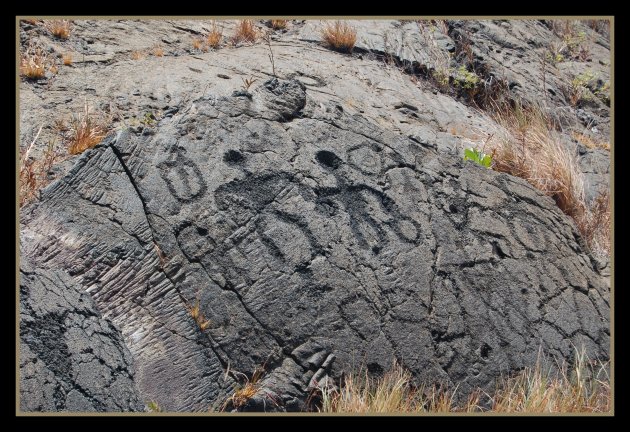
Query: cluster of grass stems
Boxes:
[
  {"xmin": 476, "ymin": 100, "xmax": 610, "ymax": 258},
  {"xmin": 317, "ymin": 350, "xmax": 609, "ymax": 413}
]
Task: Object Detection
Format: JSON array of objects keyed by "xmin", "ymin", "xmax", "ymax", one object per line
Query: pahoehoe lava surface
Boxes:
[
  {"xmin": 19, "ymin": 258, "xmax": 145, "ymax": 411},
  {"xmin": 20, "ymin": 78, "xmax": 609, "ymax": 411}
]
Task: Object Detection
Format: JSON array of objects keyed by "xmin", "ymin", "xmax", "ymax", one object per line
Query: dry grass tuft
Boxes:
[
  {"xmin": 22, "ymin": 19, "xmax": 39, "ymax": 25},
  {"xmin": 44, "ymin": 19, "xmax": 72, "ymax": 39},
  {"xmin": 66, "ymin": 104, "xmax": 107, "ymax": 155},
  {"xmin": 206, "ymin": 23, "xmax": 223, "ymax": 49},
  {"xmin": 319, "ymin": 349, "xmax": 610, "ymax": 413},
  {"xmin": 222, "ymin": 367, "xmax": 265, "ymax": 411},
  {"xmin": 321, "ymin": 21, "xmax": 357, "ymax": 53},
  {"xmin": 20, "ymin": 128, "xmax": 59, "ymax": 207},
  {"xmin": 130, "ymin": 50, "xmax": 144, "ymax": 60},
  {"xmin": 574, "ymin": 191, "xmax": 611, "ymax": 259},
  {"xmin": 490, "ymin": 349, "xmax": 610, "ymax": 413},
  {"xmin": 232, "ymin": 20, "xmax": 258, "ymax": 45},
  {"xmin": 485, "ymin": 102, "xmax": 585, "ymax": 220},
  {"xmin": 152, "ymin": 46, "xmax": 164, "ymax": 57},
  {"xmin": 318, "ymin": 361, "xmax": 456, "ymax": 413},
  {"xmin": 192, "ymin": 37, "xmax": 208, "ymax": 52},
  {"xmin": 62, "ymin": 52, "xmax": 73, "ymax": 65},
  {"xmin": 231, "ymin": 382, "xmax": 260, "ymax": 409},
  {"xmin": 20, "ymin": 45, "xmax": 49, "ymax": 80},
  {"xmin": 571, "ymin": 131, "xmax": 609, "ymax": 151},
  {"xmin": 270, "ymin": 19, "xmax": 287, "ymax": 30},
  {"xmin": 490, "ymin": 103, "xmax": 584, "ymax": 218},
  {"xmin": 470, "ymin": 101, "xmax": 610, "ymax": 257},
  {"xmin": 187, "ymin": 299, "xmax": 211, "ymax": 331}
]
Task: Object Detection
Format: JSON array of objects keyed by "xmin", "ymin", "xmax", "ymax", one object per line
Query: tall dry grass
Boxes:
[
  {"xmin": 44, "ymin": 20, "xmax": 72, "ymax": 39},
  {"xmin": 192, "ymin": 37, "xmax": 207, "ymax": 52},
  {"xmin": 20, "ymin": 45, "xmax": 49, "ymax": 80},
  {"xmin": 575, "ymin": 191, "xmax": 611, "ymax": 260},
  {"xmin": 476, "ymin": 101, "xmax": 610, "ymax": 258},
  {"xmin": 66, "ymin": 103, "xmax": 107, "ymax": 155},
  {"xmin": 571, "ymin": 131, "xmax": 610, "ymax": 151},
  {"xmin": 319, "ymin": 363, "xmax": 457, "ymax": 413},
  {"xmin": 318, "ymin": 349, "xmax": 610, "ymax": 413},
  {"xmin": 232, "ymin": 20, "xmax": 258, "ymax": 45},
  {"xmin": 489, "ymin": 349, "xmax": 610, "ymax": 413},
  {"xmin": 206, "ymin": 23, "xmax": 223, "ymax": 49},
  {"xmin": 487, "ymin": 102, "xmax": 585, "ymax": 220},
  {"xmin": 62, "ymin": 52, "xmax": 73, "ymax": 65}
]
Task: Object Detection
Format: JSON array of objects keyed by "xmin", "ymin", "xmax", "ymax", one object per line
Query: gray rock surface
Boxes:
[
  {"xmin": 19, "ymin": 258, "xmax": 145, "ymax": 412},
  {"xmin": 19, "ymin": 19, "xmax": 610, "ymax": 205},
  {"xmin": 577, "ymin": 146, "xmax": 610, "ymax": 203},
  {"xmin": 20, "ymin": 76, "xmax": 609, "ymax": 411}
]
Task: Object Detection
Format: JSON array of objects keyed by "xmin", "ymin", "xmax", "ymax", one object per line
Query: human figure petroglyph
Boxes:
[
  {"xmin": 158, "ymin": 146, "xmax": 208, "ymax": 203},
  {"xmin": 206, "ymin": 149, "xmax": 422, "ymax": 269}
]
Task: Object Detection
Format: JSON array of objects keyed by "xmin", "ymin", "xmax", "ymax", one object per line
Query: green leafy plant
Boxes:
[
  {"xmin": 546, "ymin": 41, "xmax": 566, "ymax": 65},
  {"xmin": 568, "ymin": 71, "xmax": 596, "ymax": 106},
  {"xmin": 549, "ymin": 21, "xmax": 592, "ymax": 61},
  {"xmin": 453, "ymin": 65, "xmax": 479, "ymax": 90},
  {"xmin": 464, "ymin": 147, "xmax": 492, "ymax": 168},
  {"xmin": 432, "ymin": 66, "xmax": 452, "ymax": 89},
  {"xmin": 147, "ymin": 401, "xmax": 162, "ymax": 412},
  {"xmin": 546, "ymin": 51, "xmax": 564, "ymax": 65},
  {"xmin": 141, "ymin": 111, "xmax": 157, "ymax": 126},
  {"xmin": 564, "ymin": 30, "xmax": 591, "ymax": 61}
]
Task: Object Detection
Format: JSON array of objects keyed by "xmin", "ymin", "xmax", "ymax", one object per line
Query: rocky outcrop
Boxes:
[
  {"xmin": 19, "ymin": 20, "xmax": 610, "ymax": 201},
  {"xmin": 19, "ymin": 259, "xmax": 145, "ymax": 412},
  {"xmin": 20, "ymin": 77, "xmax": 609, "ymax": 411}
]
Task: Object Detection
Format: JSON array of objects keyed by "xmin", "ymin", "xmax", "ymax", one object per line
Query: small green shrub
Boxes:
[
  {"xmin": 568, "ymin": 70, "xmax": 597, "ymax": 106},
  {"xmin": 453, "ymin": 65, "xmax": 479, "ymax": 90},
  {"xmin": 147, "ymin": 401, "xmax": 162, "ymax": 412},
  {"xmin": 564, "ymin": 30, "xmax": 591, "ymax": 61},
  {"xmin": 432, "ymin": 66, "xmax": 451, "ymax": 89},
  {"xmin": 546, "ymin": 42, "xmax": 566, "ymax": 65},
  {"xmin": 141, "ymin": 111, "xmax": 157, "ymax": 126},
  {"xmin": 546, "ymin": 51, "xmax": 565, "ymax": 64},
  {"xmin": 464, "ymin": 147, "xmax": 492, "ymax": 168}
]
